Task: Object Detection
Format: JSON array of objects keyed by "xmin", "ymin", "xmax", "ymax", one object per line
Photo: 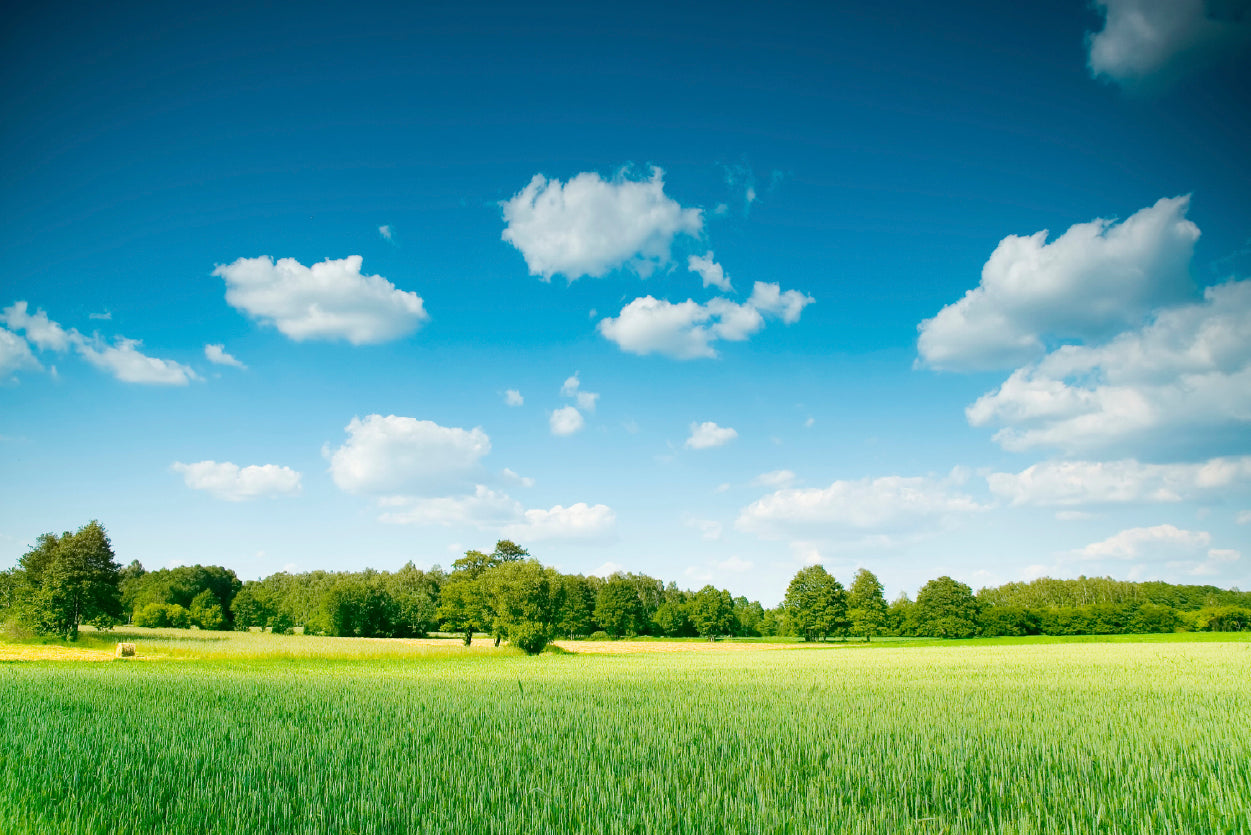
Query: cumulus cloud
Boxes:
[
  {"xmin": 378, "ymin": 485, "xmax": 521, "ymax": 527},
  {"xmin": 967, "ymin": 278, "xmax": 1251, "ymax": 457},
  {"xmin": 204, "ymin": 344, "xmax": 246, "ymax": 369},
  {"xmin": 0, "ymin": 329, "xmax": 40, "ymax": 378},
  {"xmin": 918, "ymin": 196, "xmax": 1199, "ymax": 371},
  {"xmin": 504, "ymin": 389, "xmax": 524, "ymax": 407},
  {"xmin": 598, "ymin": 281, "xmax": 811, "ymax": 359},
  {"xmin": 172, "ymin": 460, "xmax": 302, "ymax": 501},
  {"xmin": 505, "ymin": 503, "xmax": 617, "ymax": 542},
  {"xmin": 500, "ymin": 167, "xmax": 703, "ymax": 281},
  {"xmin": 754, "ymin": 470, "xmax": 797, "ymax": 488},
  {"xmin": 550, "ymin": 405, "xmax": 585, "ymax": 436},
  {"xmin": 719, "ymin": 555, "xmax": 753, "ymax": 572},
  {"xmin": 736, "ymin": 475, "xmax": 985, "ymax": 539},
  {"xmin": 988, "ymin": 457, "xmax": 1251, "ymax": 506},
  {"xmin": 685, "ymin": 517, "xmax": 723, "ymax": 540},
  {"xmin": 501, "ymin": 467, "xmax": 535, "ymax": 487},
  {"xmin": 590, "ymin": 561, "xmax": 624, "ymax": 578},
  {"xmin": 1087, "ymin": 0, "xmax": 1251, "ymax": 86},
  {"xmin": 560, "ymin": 373, "xmax": 599, "ymax": 412},
  {"xmin": 379, "ymin": 225, "xmax": 393, "ymax": 241},
  {"xmin": 77, "ymin": 337, "xmax": 199, "ymax": 385},
  {"xmin": 1072, "ymin": 524, "xmax": 1240, "ymax": 577},
  {"xmin": 688, "ymin": 252, "xmax": 733, "ymax": 292},
  {"xmin": 328, "ymin": 415, "xmax": 490, "ymax": 494},
  {"xmin": 686, "ymin": 421, "xmax": 737, "ymax": 450},
  {"xmin": 1, "ymin": 302, "xmax": 72, "ymax": 352},
  {"xmin": 213, "ymin": 255, "xmax": 428, "ymax": 344}
]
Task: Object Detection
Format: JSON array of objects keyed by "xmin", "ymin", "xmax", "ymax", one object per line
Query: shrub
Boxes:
[
  {"xmin": 587, "ymin": 630, "xmax": 611, "ymax": 641},
  {"xmin": 508, "ymin": 621, "xmax": 550, "ymax": 656},
  {"xmin": 133, "ymin": 603, "xmax": 170, "ymax": 628}
]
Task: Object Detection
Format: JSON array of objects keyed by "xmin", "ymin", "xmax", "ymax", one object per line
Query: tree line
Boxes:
[{"xmin": 3, "ymin": 521, "xmax": 1248, "ymax": 651}]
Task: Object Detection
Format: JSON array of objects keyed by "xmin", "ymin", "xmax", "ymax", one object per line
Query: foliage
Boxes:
[
  {"xmin": 846, "ymin": 568, "xmax": 888, "ymax": 640},
  {"xmin": 915, "ymin": 576, "xmax": 979, "ymax": 638},
  {"xmin": 594, "ymin": 576, "xmax": 645, "ymax": 638},
  {"xmin": 688, "ymin": 585, "xmax": 735, "ymax": 640},
  {"xmin": 14, "ymin": 521, "xmax": 123, "ymax": 640},
  {"xmin": 782, "ymin": 565, "xmax": 847, "ymax": 641},
  {"xmin": 506, "ymin": 620, "xmax": 551, "ymax": 655}
]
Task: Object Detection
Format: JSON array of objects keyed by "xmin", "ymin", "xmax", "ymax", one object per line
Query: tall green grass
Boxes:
[{"xmin": 2, "ymin": 639, "xmax": 1248, "ymax": 833}]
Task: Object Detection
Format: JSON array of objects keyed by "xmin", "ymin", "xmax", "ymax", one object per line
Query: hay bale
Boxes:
[{"xmin": 115, "ymin": 642, "xmax": 136, "ymax": 658}]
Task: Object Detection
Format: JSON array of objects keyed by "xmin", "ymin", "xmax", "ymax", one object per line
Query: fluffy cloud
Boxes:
[
  {"xmin": 77, "ymin": 337, "xmax": 199, "ymax": 385},
  {"xmin": 686, "ymin": 421, "xmax": 737, "ymax": 450},
  {"xmin": 204, "ymin": 344, "xmax": 246, "ymax": 369},
  {"xmin": 2, "ymin": 302, "xmax": 72, "ymax": 351},
  {"xmin": 561, "ymin": 373, "xmax": 599, "ymax": 412},
  {"xmin": 505, "ymin": 503, "xmax": 617, "ymax": 542},
  {"xmin": 918, "ymin": 196, "xmax": 1199, "ymax": 371},
  {"xmin": 378, "ymin": 485, "xmax": 522, "ymax": 527},
  {"xmin": 988, "ymin": 457, "xmax": 1251, "ymax": 506},
  {"xmin": 688, "ymin": 252, "xmax": 733, "ymax": 292},
  {"xmin": 328, "ymin": 415, "xmax": 490, "ymax": 494},
  {"xmin": 736, "ymin": 475, "xmax": 984, "ymax": 538},
  {"xmin": 549, "ymin": 405, "xmax": 585, "ymax": 436},
  {"xmin": 967, "ymin": 278, "xmax": 1251, "ymax": 456},
  {"xmin": 500, "ymin": 167, "xmax": 703, "ymax": 280},
  {"xmin": 504, "ymin": 389, "xmax": 524, "ymax": 407},
  {"xmin": 213, "ymin": 255, "xmax": 428, "ymax": 344},
  {"xmin": 172, "ymin": 460, "xmax": 302, "ymax": 501},
  {"xmin": 598, "ymin": 281, "xmax": 811, "ymax": 359},
  {"xmin": 1072, "ymin": 524, "xmax": 1240, "ymax": 577},
  {"xmin": 1087, "ymin": 0, "xmax": 1250, "ymax": 86},
  {"xmin": 0, "ymin": 329, "xmax": 40, "ymax": 377}
]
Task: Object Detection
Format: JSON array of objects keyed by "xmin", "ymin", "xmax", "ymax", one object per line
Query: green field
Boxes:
[{"xmin": 2, "ymin": 632, "xmax": 1249, "ymax": 834}]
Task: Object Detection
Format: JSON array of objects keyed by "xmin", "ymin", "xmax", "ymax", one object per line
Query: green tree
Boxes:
[
  {"xmin": 915, "ymin": 576, "xmax": 979, "ymax": 638},
  {"xmin": 594, "ymin": 575, "xmax": 644, "ymax": 638},
  {"xmin": 846, "ymin": 568, "xmax": 888, "ymax": 641},
  {"xmin": 482, "ymin": 559, "xmax": 561, "ymax": 653},
  {"xmin": 555, "ymin": 574, "xmax": 595, "ymax": 639},
  {"xmin": 689, "ymin": 585, "xmax": 735, "ymax": 641},
  {"xmin": 782, "ymin": 565, "xmax": 847, "ymax": 641},
  {"xmin": 437, "ymin": 572, "xmax": 485, "ymax": 645},
  {"xmin": 17, "ymin": 521, "xmax": 122, "ymax": 640},
  {"xmin": 189, "ymin": 589, "xmax": 225, "ymax": 630}
]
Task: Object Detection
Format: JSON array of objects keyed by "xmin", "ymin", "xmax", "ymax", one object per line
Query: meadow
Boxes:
[{"xmin": 2, "ymin": 631, "xmax": 1249, "ymax": 834}]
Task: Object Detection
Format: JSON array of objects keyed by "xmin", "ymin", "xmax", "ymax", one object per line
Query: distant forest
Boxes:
[{"xmin": 4, "ymin": 522, "xmax": 1248, "ymax": 651}]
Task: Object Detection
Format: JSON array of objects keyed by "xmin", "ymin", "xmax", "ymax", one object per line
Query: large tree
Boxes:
[
  {"xmin": 482, "ymin": 559, "xmax": 561, "ymax": 653},
  {"xmin": 17, "ymin": 521, "xmax": 122, "ymax": 641},
  {"xmin": 594, "ymin": 575, "xmax": 644, "ymax": 638},
  {"xmin": 782, "ymin": 565, "xmax": 847, "ymax": 641},
  {"xmin": 689, "ymin": 585, "xmax": 735, "ymax": 641},
  {"xmin": 847, "ymin": 568, "xmax": 888, "ymax": 641},
  {"xmin": 915, "ymin": 576, "xmax": 979, "ymax": 638}
]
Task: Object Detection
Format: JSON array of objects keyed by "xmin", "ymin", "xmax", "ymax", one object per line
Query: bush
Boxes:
[
  {"xmin": 508, "ymin": 621, "xmax": 551, "ymax": 655},
  {"xmin": 587, "ymin": 630, "xmax": 611, "ymax": 641},
  {"xmin": 267, "ymin": 612, "xmax": 295, "ymax": 635},
  {"xmin": 133, "ymin": 603, "xmax": 170, "ymax": 628}
]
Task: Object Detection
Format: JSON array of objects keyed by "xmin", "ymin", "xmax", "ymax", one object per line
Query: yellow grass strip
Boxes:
[{"xmin": 0, "ymin": 643, "xmax": 115, "ymax": 662}]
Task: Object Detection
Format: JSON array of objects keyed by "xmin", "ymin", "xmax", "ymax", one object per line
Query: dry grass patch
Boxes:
[
  {"xmin": 0, "ymin": 643, "xmax": 115, "ymax": 663},
  {"xmin": 554, "ymin": 639, "xmax": 809, "ymax": 654}
]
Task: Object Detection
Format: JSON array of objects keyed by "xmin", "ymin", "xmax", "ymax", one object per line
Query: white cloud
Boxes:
[
  {"xmin": 685, "ymin": 517, "xmax": 723, "ymax": 540},
  {"xmin": 504, "ymin": 389, "xmax": 524, "ymax": 407},
  {"xmin": 918, "ymin": 196, "xmax": 1199, "ymax": 371},
  {"xmin": 0, "ymin": 329, "xmax": 40, "ymax": 377},
  {"xmin": 967, "ymin": 278, "xmax": 1251, "ymax": 456},
  {"xmin": 1, "ymin": 302, "xmax": 72, "ymax": 352},
  {"xmin": 505, "ymin": 503, "xmax": 617, "ymax": 542},
  {"xmin": 501, "ymin": 468, "xmax": 535, "ymax": 488},
  {"xmin": 736, "ymin": 475, "xmax": 984, "ymax": 539},
  {"xmin": 379, "ymin": 225, "xmax": 393, "ymax": 241},
  {"xmin": 718, "ymin": 556, "xmax": 753, "ymax": 572},
  {"xmin": 88, "ymin": 311, "xmax": 112, "ymax": 321},
  {"xmin": 172, "ymin": 460, "xmax": 302, "ymax": 501},
  {"xmin": 328, "ymin": 415, "xmax": 490, "ymax": 494},
  {"xmin": 1056, "ymin": 510, "xmax": 1096, "ymax": 521},
  {"xmin": 684, "ymin": 566, "xmax": 714, "ymax": 583},
  {"xmin": 753, "ymin": 469, "xmax": 796, "ymax": 488},
  {"xmin": 686, "ymin": 421, "xmax": 737, "ymax": 450},
  {"xmin": 561, "ymin": 373, "xmax": 599, "ymax": 411},
  {"xmin": 988, "ymin": 456, "xmax": 1251, "ymax": 506},
  {"xmin": 378, "ymin": 485, "xmax": 522, "ymax": 527},
  {"xmin": 590, "ymin": 561, "xmax": 623, "ymax": 578},
  {"xmin": 1238, "ymin": 510, "xmax": 1251, "ymax": 524},
  {"xmin": 550, "ymin": 405, "xmax": 585, "ymax": 436},
  {"xmin": 1072, "ymin": 524, "xmax": 1240, "ymax": 577},
  {"xmin": 77, "ymin": 336, "xmax": 199, "ymax": 385},
  {"xmin": 1087, "ymin": 0, "xmax": 1250, "ymax": 86},
  {"xmin": 500, "ymin": 167, "xmax": 703, "ymax": 281},
  {"xmin": 213, "ymin": 255, "xmax": 428, "ymax": 344},
  {"xmin": 204, "ymin": 344, "xmax": 246, "ymax": 369},
  {"xmin": 688, "ymin": 252, "xmax": 733, "ymax": 292},
  {"xmin": 747, "ymin": 281, "xmax": 815, "ymax": 324}
]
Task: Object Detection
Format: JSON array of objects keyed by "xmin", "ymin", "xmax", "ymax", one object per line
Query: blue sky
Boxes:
[{"xmin": 2, "ymin": 0, "xmax": 1249, "ymax": 604}]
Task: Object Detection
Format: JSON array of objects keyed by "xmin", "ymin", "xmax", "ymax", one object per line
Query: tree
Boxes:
[
  {"xmin": 482, "ymin": 559, "xmax": 561, "ymax": 653},
  {"xmin": 915, "ymin": 576, "xmax": 979, "ymax": 638},
  {"xmin": 555, "ymin": 574, "xmax": 595, "ymax": 639},
  {"xmin": 689, "ymin": 585, "xmax": 735, "ymax": 641},
  {"xmin": 782, "ymin": 565, "xmax": 847, "ymax": 641},
  {"xmin": 17, "ymin": 521, "xmax": 122, "ymax": 640},
  {"xmin": 594, "ymin": 575, "xmax": 644, "ymax": 638},
  {"xmin": 437, "ymin": 572, "xmax": 485, "ymax": 645},
  {"xmin": 846, "ymin": 569, "xmax": 888, "ymax": 641},
  {"xmin": 189, "ymin": 589, "xmax": 225, "ymax": 630}
]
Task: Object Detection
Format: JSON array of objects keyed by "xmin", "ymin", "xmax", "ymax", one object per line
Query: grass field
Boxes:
[{"xmin": 2, "ymin": 631, "xmax": 1249, "ymax": 834}]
